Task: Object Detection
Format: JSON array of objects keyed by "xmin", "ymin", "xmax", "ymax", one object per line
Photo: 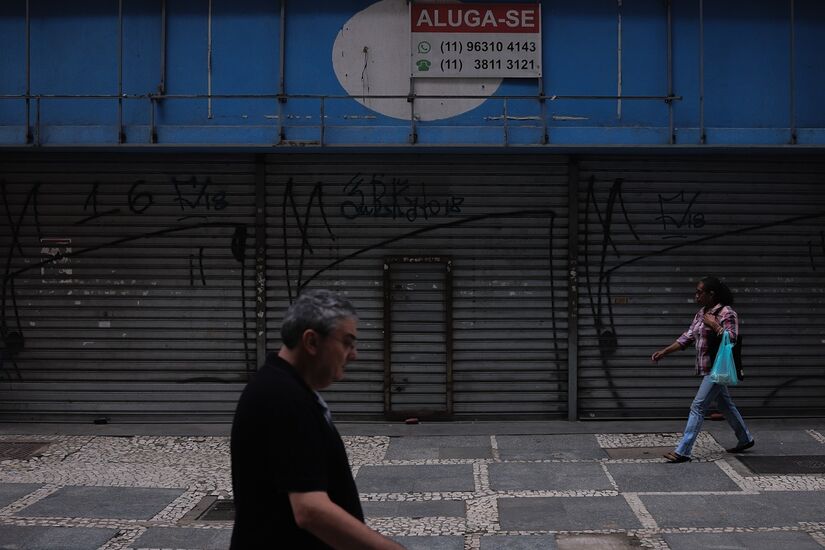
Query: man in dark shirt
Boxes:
[{"xmin": 230, "ymin": 289, "xmax": 404, "ymax": 549}]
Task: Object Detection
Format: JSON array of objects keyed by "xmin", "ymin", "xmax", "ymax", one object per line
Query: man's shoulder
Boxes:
[
  {"xmin": 252, "ymin": 355, "xmax": 300, "ymax": 386},
  {"xmin": 238, "ymin": 357, "xmax": 311, "ymax": 409}
]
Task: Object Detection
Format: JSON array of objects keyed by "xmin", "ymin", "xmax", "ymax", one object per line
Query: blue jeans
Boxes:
[{"xmin": 675, "ymin": 375, "xmax": 752, "ymax": 457}]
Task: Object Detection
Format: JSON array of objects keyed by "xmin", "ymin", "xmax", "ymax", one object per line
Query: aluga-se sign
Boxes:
[
  {"xmin": 411, "ymin": 3, "xmax": 542, "ymax": 78},
  {"xmin": 413, "ymin": 5, "xmax": 538, "ymax": 30}
]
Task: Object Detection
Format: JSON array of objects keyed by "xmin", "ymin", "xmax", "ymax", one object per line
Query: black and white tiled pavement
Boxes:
[{"xmin": 1, "ymin": 427, "xmax": 824, "ymax": 549}]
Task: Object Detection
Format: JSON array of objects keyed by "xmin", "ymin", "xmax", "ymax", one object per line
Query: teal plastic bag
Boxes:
[{"xmin": 709, "ymin": 330, "xmax": 739, "ymax": 386}]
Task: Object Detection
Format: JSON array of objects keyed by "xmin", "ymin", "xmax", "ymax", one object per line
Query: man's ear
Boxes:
[{"xmin": 302, "ymin": 329, "xmax": 320, "ymax": 355}]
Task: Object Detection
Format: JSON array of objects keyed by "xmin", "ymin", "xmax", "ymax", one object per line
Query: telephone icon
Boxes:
[{"xmin": 416, "ymin": 59, "xmax": 431, "ymax": 72}]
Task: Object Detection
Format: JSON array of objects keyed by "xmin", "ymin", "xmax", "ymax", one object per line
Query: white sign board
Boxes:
[{"xmin": 411, "ymin": 3, "xmax": 541, "ymax": 78}]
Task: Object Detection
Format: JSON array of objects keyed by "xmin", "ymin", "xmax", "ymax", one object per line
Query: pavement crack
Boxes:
[{"xmin": 56, "ymin": 435, "xmax": 99, "ymax": 463}]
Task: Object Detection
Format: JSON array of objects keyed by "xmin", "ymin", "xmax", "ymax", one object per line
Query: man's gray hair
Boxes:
[{"xmin": 281, "ymin": 289, "xmax": 358, "ymax": 348}]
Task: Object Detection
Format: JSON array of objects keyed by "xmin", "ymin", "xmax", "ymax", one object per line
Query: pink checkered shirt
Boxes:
[{"xmin": 676, "ymin": 304, "xmax": 739, "ymax": 375}]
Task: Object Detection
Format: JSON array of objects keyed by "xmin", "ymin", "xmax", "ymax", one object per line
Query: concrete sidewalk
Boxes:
[{"xmin": 1, "ymin": 419, "xmax": 824, "ymax": 549}]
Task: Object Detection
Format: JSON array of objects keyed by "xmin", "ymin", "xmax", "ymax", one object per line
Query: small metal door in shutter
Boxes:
[
  {"xmin": 576, "ymin": 155, "xmax": 825, "ymax": 419},
  {"xmin": 267, "ymin": 154, "xmax": 569, "ymax": 419},
  {"xmin": 384, "ymin": 256, "xmax": 452, "ymax": 418},
  {"xmin": 0, "ymin": 153, "xmax": 256, "ymax": 422}
]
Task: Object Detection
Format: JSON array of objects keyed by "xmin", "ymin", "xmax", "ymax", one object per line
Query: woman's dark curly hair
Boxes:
[{"xmin": 700, "ymin": 276, "xmax": 734, "ymax": 306}]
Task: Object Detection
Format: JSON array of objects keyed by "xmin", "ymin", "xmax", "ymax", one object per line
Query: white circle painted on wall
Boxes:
[{"xmin": 331, "ymin": 0, "xmax": 501, "ymax": 122}]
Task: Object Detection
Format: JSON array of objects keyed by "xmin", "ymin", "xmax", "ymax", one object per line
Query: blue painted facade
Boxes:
[{"xmin": 1, "ymin": 0, "xmax": 824, "ymax": 147}]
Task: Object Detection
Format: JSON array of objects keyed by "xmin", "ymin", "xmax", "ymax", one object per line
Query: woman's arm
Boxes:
[
  {"xmin": 651, "ymin": 341, "xmax": 683, "ymax": 362},
  {"xmin": 653, "ymin": 310, "xmax": 700, "ymax": 362},
  {"xmin": 703, "ymin": 307, "xmax": 738, "ymax": 342}
]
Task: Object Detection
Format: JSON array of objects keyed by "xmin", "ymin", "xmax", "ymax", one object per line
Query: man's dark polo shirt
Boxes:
[{"xmin": 230, "ymin": 353, "xmax": 363, "ymax": 549}]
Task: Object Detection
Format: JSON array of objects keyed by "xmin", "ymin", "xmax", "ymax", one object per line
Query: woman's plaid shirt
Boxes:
[{"xmin": 676, "ymin": 304, "xmax": 739, "ymax": 375}]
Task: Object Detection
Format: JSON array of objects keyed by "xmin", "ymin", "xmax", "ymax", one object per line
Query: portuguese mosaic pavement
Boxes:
[{"xmin": 0, "ymin": 427, "xmax": 824, "ymax": 549}]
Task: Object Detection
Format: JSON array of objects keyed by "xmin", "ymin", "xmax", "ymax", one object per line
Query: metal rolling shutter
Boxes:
[
  {"xmin": 576, "ymin": 155, "xmax": 825, "ymax": 419},
  {"xmin": 384, "ymin": 257, "xmax": 452, "ymax": 418},
  {"xmin": 267, "ymin": 154, "xmax": 569, "ymax": 419},
  {"xmin": 0, "ymin": 154, "xmax": 256, "ymax": 422}
]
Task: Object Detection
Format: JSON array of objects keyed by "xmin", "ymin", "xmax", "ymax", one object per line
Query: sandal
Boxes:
[{"xmin": 663, "ymin": 451, "xmax": 691, "ymax": 463}]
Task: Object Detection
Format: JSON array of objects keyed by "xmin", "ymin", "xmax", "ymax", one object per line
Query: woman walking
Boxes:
[{"xmin": 651, "ymin": 276, "xmax": 755, "ymax": 463}]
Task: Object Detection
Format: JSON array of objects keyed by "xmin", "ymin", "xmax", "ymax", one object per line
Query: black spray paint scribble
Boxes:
[
  {"xmin": 655, "ymin": 191, "xmax": 705, "ymax": 240},
  {"xmin": 75, "ymin": 177, "xmax": 228, "ymax": 225},
  {"xmin": 128, "ymin": 180, "xmax": 154, "ymax": 214},
  {"xmin": 5, "ymin": 172, "xmax": 824, "ymax": 406},
  {"xmin": 299, "ymin": 208, "xmax": 558, "ymax": 290},
  {"xmin": 582, "ymin": 176, "xmax": 641, "ymax": 409},
  {"xmin": 2, "ymin": 221, "xmax": 253, "ymax": 377},
  {"xmin": 280, "ymin": 175, "xmax": 563, "ymax": 368},
  {"xmin": 340, "ymin": 173, "xmax": 464, "ymax": 222},
  {"xmin": 189, "ymin": 247, "xmax": 206, "ymax": 287},
  {"xmin": 1, "ymin": 178, "xmax": 255, "ymax": 380},
  {"xmin": 1, "ymin": 181, "xmax": 42, "ymax": 379},
  {"xmin": 281, "ymin": 177, "xmax": 336, "ymax": 303},
  {"xmin": 585, "ymin": 176, "xmax": 825, "ymax": 411},
  {"xmin": 230, "ymin": 225, "xmax": 253, "ymax": 372},
  {"xmin": 605, "ymin": 209, "xmax": 825, "ymax": 276},
  {"xmin": 583, "ymin": 176, "xmax": 639, "ymax": 358},
  {"xmin": 77, "ymin": 182, "xmax": 121, "ymax": 225},
  {"xmin": 172, "ymin": 176, "xmax": 228, "ymax": 212},
  {"xmin": 281, "ymin": 174, "xmax": 562, "ymax": 368}
]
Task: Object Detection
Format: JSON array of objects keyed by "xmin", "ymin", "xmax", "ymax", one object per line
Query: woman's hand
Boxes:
[
  {"xmin": 652, "ymin": 342, "xmax": 681, "ymax": 362},
  {"xmin": 702, "ymin": 313, "xmax": 722, "ymax": 333}
]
